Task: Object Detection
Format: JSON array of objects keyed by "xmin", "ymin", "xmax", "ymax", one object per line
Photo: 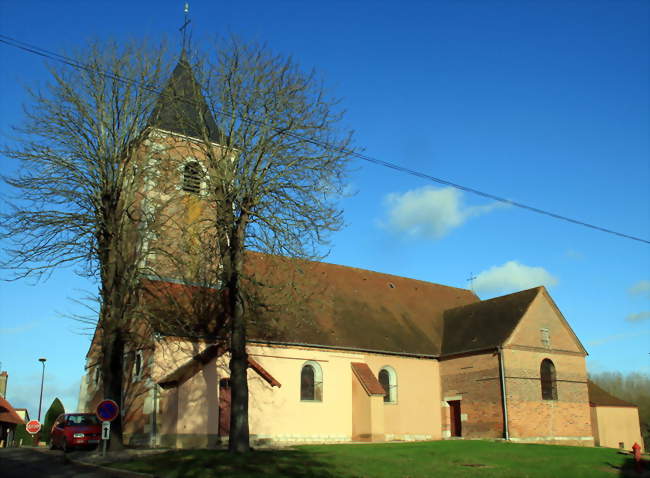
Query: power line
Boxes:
[{"xmin": 1, "ymin": 33, "xmax": 648, "ymax": 245}]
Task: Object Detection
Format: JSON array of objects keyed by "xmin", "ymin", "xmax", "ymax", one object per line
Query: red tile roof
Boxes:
[
  {"xmin": 351, "ymin": 362, "xmax": 386, "ymax": 396},
  {"xmin": 248, "ymin": 358, "xmax": 281, "ymax": 388},
  {"xmin": 0, "ymin": 396, "xmax": 25, "ymax": 425}
]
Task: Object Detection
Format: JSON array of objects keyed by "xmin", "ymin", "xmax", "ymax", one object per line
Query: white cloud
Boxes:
[
  {"xmin": 625, "ymin": 311, "xmax": 650, "ymax": 323},
  {"xmin": 381, "ymin": 186, "xmax": 505, "ymax": 239},
  {"xmin": 564, "ymin": 249, "xmax": 584, "ymax": 260},
  {"xmin": 473, "ymin": 260, "xmax": 558, "ymax": 296},
  {"xmin": 588, "ymin": 330, "xmax": 650, "ymax": 347},
  {"xmin": 629, "ymin": 280, "xmax": 650, "ymax": 299},
  {"xmin": 0, "ymin": 321, "xmax": 40, "ymax": 335}
]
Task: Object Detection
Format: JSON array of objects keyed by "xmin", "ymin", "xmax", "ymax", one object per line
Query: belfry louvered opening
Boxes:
[{"xmin": 182, "ymin": 161, "xmax": 202, "ymax": 193}]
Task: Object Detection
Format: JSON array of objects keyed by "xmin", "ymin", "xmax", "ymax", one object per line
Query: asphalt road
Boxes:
[{"xmin": 0, "ymin": 448, "xmax": 124, "ymax": 477}]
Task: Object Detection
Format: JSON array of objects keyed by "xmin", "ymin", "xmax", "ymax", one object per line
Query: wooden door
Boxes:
[
  {"xmin": 448, "ymin": 400, "xmax": 462, "ymax": 437},
  {"xmin": 218, "ymin": 378, "xmax": 231, "ymax": 436}
]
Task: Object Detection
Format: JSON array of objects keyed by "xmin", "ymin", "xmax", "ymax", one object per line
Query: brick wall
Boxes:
[
  {"xmin": 439, "ymin": 351, "xmax": 505, "ymax": 439},
  {"xmin": 503, "ymin": 348, "xmax": 593, "ymax": 446}
]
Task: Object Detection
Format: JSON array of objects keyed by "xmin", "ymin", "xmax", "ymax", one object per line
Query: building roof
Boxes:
[
  {"xmin": 351, "ymin": 362, "xmax": 386, "ymax": 396},
  {"xmin": 149, "ymin": 53, "xmax": 224, "ymax": 143},
  {"xmin": 440, "ymin": 287, "xmax": 541, "ymax": 356},
  {"xmin": 588, "ymin": 380, "xmax": 637, "ymax": 408},
  {"xmin": 0, "ymin": 396, "xmax": 25, "ymax": 426},
  {"xmin": 147, "ymin": 253, "xmax": 480, "ymax": 357},
  {"xmin": 243, "ymin": 254, "xmax": 481, "ymax": 356}
]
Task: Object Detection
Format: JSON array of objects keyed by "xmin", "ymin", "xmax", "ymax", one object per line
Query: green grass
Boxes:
[{"xmin": 109, "ymin": 440, "xmax": 643, "ymax": 478}]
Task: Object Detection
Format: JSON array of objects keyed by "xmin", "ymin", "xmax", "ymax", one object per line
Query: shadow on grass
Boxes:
[
  {"xmin": 606, "ymin": 457, "xmax": 649, "ymax": 477},
  {"xmin": 113, "ymin": 448, "xmax": 348, "ymax": 478}
]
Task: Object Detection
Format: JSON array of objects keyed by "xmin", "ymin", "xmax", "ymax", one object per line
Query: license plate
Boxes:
[{"xmin": 88, "ymin": 440, "xmax": 99, "ymax": 444}]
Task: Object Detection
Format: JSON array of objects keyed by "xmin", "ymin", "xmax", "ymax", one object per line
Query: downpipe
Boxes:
[{"xmin": 498, "ymin": 346, "xmax": 510, "ymax": 440}]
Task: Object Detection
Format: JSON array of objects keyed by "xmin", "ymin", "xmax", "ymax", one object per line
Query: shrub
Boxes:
[{"xmin": 41, "ymin": 397, "xmax": 65, "ymax": 443}]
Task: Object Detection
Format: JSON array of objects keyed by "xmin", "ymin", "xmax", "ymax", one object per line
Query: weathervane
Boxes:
[{"xmin": 179, "ymin": 3, "xmax": 191, "ymax": 53}]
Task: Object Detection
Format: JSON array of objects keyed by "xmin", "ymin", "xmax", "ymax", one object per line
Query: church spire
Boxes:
[
  {"xmin": 148, "ymin": 58, "xmax": 223, "ymax": 143},
  {"xmin": 147, "ymin": 3, "xmax": 223, "ymax": 143},
  {"xmin": 148, "ymin": 60, "xmax": 222, "ymax": 142}
]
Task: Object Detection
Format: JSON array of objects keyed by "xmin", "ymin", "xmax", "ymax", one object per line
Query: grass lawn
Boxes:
[{"xmin": 108, "ymin": 440, "xmax": 644, "ymax": 478}]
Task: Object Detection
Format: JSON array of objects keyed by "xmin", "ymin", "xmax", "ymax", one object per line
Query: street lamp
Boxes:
[{"xmin": 37, "ymin": 357, "xmax": 46, "ymax": 422}]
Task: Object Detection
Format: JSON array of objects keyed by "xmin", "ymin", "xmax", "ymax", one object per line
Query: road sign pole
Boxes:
[
  {"xmin": 101, "ymin": 421, "xmax": 110, "ymax": 456},
  {"xmin": 96, "ymin": 399, "xmax": 119, "ymax": 455}
]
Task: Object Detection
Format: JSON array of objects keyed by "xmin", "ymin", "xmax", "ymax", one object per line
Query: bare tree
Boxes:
[
  {"xmin": 182, "ymin": 39, "xmax": 356, "ymax": 453},
  {"xmin": 1, "ymin": 41, "xmax": 175, "ymax": 449}
]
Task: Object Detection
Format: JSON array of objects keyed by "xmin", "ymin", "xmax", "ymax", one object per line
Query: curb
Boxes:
[
  {"xmin": 31, "ymin": 447, "xmax": 156, "ymax": 478},
  {"xmin": 64, "ymin": 453, "xmax": 157, "ymax": 478}
]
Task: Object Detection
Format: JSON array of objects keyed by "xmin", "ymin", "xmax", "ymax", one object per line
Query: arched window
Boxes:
[
  {"xmin": 182, "ymin": 161, "xmax": 202, "ymax": 193},
  {"xmin": 540, "ymin": 359, "xmax": 557, "ymax": 400},
  {"xmin": 378, "ymin": 366, "xmax": 397, "ymax": 403},
  {"xmin": 300, "ymin": 361, "xmax": 323, "ymax": 401}
]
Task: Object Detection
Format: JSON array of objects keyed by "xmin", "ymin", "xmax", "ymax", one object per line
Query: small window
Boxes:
[
  {"xmin": 133, "ymin": 351, "xmax": 144, "ymax": 381},
  {"xmin": 540, "ymin": 359, "xmax": 557, "ymax": 400},
  {"xmin": 182, "ymin": 161, "xmax": 202, "ymax": 193},
  {"xmin": 94, "ymin": 367, "xmax": 101, "ymax": 385},
  {"xmin": 540, "ymin": 328, "xmax": 550, "ymax": 348},
  {"xmin": 378, "ymin": 366, "xmax": 397, "ymax": 403},
  {"xmin": 300, "ymin": 361, "xmax": 323, "ymax": 401}
]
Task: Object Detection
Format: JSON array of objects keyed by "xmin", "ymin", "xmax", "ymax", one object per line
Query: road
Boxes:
[{"xmin": 0, "ymin": 448, "xmax": 125, "ymax": 477}]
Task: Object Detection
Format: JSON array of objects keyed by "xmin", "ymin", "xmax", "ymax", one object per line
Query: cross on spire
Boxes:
[
  {"xmin": 467, "ymin": 272, "xmax": 477, "ymax": 291},
  {"xmin": 179, "ymin": 3, "xmax": 191, "ymax": 53}
]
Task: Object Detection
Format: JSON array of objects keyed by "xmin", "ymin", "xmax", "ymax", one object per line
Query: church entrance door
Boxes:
[
  {"xmin": 448, "ymin": 400, "xmax": 462, "ymax": 437},
  {"xmin": 218, "ymin": 378, "xmax": 231, "ymax": 436}
]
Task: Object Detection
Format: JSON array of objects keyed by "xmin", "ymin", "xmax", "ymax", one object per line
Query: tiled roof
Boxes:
[
  {"xmin": 441, "ymin": 287, "xmax": 541, "ymax": 356},
  {"xmin": 588, "ymin": 381, "xmax": 637, "ymax": 408},
  {"xmin": 146, "ymin": 257, "xmax": 568, "ymax": 359},
  {"xmin": 242, "ymin": 253, "xmax": 480, "ymax": 356},
  {"xmin": 0, "ymin": 396, "xmax": 24, "ymax": 425},
  {"xmin": 351, "ymin": 363, "xmax": 386, "ymax": 396}
]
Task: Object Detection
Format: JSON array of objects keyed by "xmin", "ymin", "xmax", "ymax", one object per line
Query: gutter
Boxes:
[
  {"xmin": 248, "ymin": 339, "xmax": 440, "ymax": 359},
  {"xmin": 498, "ymin": 346, "xmax": 510, "ymax": 440}
]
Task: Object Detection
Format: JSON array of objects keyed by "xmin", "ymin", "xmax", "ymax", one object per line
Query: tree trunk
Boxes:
[
  {"xmin": 228, "ymin": 215, "xmax": 250, "ymax": 453},
  {"xmin": 102, "ymin": 321, "xmax": 125, "ymax": 451}
]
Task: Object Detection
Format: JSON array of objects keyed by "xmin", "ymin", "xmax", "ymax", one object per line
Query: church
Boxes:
[{"xmin": 78, "ymin": 54, "xmax": 643, "ymax": 451}]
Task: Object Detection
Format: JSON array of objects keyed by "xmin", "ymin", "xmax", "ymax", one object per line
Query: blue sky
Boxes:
[{"xmin": 0, "ymin": 0, "xmax": 648, "ymax": 419}]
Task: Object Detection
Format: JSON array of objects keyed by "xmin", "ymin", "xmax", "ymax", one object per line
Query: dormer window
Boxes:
[{"xmin": 182, "ymin": 161, "xmax": 202, "ymax": 194}]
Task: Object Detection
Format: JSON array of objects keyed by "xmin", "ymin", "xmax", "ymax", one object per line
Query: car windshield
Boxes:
[{"xmin": 65, "ymin": 415, "xmax": 99, "ymax": 426}]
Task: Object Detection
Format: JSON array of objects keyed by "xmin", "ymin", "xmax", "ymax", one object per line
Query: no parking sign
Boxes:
[
  {"xmin": 96, "ymin": 399, "xmax": 119, "ymax": 456},
  {"xmin": 95, "ymin": 399, "xmax": 119, "ymax": 422}
]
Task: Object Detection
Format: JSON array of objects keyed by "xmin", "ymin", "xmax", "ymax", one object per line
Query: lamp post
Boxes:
[{"xmin": 37, "ymin": 358, "xmax": 46, "ymax": 422}]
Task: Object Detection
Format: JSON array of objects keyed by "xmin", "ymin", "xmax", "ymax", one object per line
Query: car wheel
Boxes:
[
  {"xmin": 49, "ymin": 438, "xmax": 56, "ymax": 450},
  {"xmin": 62, "ymin": 438, "xmax": 69, "ymax": 453}
]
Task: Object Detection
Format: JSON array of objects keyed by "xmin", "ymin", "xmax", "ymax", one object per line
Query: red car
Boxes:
[{"xmin": 49, "ymin": 413, "xmax": 101, "ymax": 452}]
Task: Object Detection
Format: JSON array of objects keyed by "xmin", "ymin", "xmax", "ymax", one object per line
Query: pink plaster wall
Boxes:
[{"xmin": 153, "ymin": 340, "xmax": 443, "ymax": 444}]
